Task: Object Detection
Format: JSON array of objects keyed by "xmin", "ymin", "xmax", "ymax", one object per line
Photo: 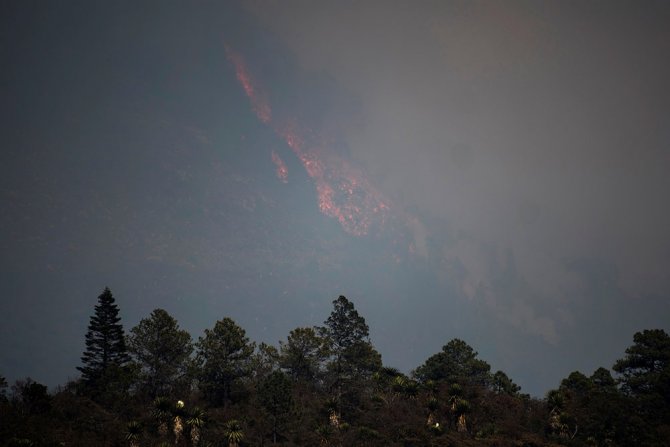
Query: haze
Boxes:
[{"xmin": 1, "ymin": 0, "xmax": 669, "ymax": 397}]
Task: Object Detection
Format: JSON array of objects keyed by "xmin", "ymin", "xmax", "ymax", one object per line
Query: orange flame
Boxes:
[
  {"xmin": 227, "ymin": 45, "xmax": 390, "ymax": 236},
  {"xmin": 224, "ymin": 45, "xmax": 271, "ymax": 123},
  {"xmin": 271, "ymin": 150, "xmax": 289, "ymax": 183}
]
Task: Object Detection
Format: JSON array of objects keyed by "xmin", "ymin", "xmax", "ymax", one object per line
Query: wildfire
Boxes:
[
  {"xmin": 226, "ymin": 45, "xmax": 391, "ymax": 236},
  {"xmin": 224, "ymin": 45, "xmax": 271, "ymax": 124},
  {"xmin": 271, "ymin": 150, "xmax": 289, "ymax": 183}
]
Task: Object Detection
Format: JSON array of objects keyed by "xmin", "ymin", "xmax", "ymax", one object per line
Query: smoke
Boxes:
[
  {"xmin": 243, "ymin": 0, "xmax": 670, "ymax": 346},
  {"xmin": 226, "ymin": 44, "xmax": 392, "ymax": 237}
]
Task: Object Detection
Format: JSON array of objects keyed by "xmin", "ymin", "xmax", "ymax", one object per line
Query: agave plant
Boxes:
[
  {"xmin": 222, "ymin": 419, "xmax": 244, "ymax": 447},
  {"xmin": 124, "ymin": 421, "xmax": 142, "ymax": 447},
  {"xmin": 186, "ymin": 407, "xmax": 206, "ymax": 447}
]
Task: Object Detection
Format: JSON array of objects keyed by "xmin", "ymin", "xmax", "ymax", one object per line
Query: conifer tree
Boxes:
[
  {"xmin": 196, "ymin": 317, "xmax": 255, "ymax": 406},
  {"xmin": 127, "ymin": 308, "xmax": 193, "ymax": 398},
  {"xmin": 320, "ymin": 296, "xmax": 381, "ymax": 420},
  {"xmin": 77, "ymin": 287, "xmax": 130, "ymax": 395}
]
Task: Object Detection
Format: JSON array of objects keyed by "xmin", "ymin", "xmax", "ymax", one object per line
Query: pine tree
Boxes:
[
  {"xmin": 77, "ymin": 287, "xmax": 131, "ymax": 396},
  {"xmin": 196, "ymin": 317, "xmax": 255, "ymax": 406},
  {"xmin": 320, "ymin": 296, "xmax": 381, "ymax": 421},
  {"xmin": 127, "ymin": 308, "xmax": 193, "ymax": 398}
]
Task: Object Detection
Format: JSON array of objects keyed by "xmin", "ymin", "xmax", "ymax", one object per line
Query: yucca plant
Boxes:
[
  {"xmin": 152, "ymin": 397, "xmax": 172, "ymax": 438},
  {"xmin": 426, "ymin": 396, "xmax": 439, "ymax": 412},
  {"xmin": 391, "ymin": 375, "xmax": 407, "ymax": 394},
  {"xmin": 454, "ymin": 399, "xmax": 470, "ymax": 433},
  {"xmin": 173, "ymin": 400, "xmax": 186, "ymax": 445},
  {"xmin": 222, "ymin": 419, "xmax": 244, "ymax": 447},
  {"xmin": 186, "ymin": 407, "xmax": 206, "ymax": 447},
  {"xmin": 315, "ymin": 424, "xmax": 332, "ymax": 446},
  {"xmin": 447, "ymin": 383, "xmax": 463, "ymax": 412},
  {"xmin": 125, "ymin": 421, "xmax": 142, "ymax": 447}
]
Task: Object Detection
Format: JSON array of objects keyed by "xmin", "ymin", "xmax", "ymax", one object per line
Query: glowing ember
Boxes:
[
  {"xmin": 227, "ymin": 45, "xmax": 391, "ymax": 236},
  {"xmin": 224, "ymin": 45, "xmax": 272, "ymax": 123},
  {"xmin": 271, "ymin": 150, "xmax": 289, "ymax": 183}
]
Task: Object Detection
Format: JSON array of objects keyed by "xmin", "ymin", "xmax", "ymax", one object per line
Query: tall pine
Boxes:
[{"xmin": 77, "ymin": 287, "xmax": 130, "ymax": 397}]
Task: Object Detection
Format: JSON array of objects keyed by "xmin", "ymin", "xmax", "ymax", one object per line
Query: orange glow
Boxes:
[
  {"xmin": 227, "ymin": 45, "xmax": 391, "ymax": 236},
  {"xmin": 271, "ymin": 150, "xmax": 289, "ymax": 183},
  {"xmin": 224, "ymin": 45, "xmax": 272, "ymax": 123}
]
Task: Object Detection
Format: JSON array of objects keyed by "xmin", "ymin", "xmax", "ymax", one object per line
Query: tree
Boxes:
[
  {"xmin": 279, "ymin": 327, "xmax": 327, "ymax": 384},
  {"xmin": 492, "ymin": 370, "xmax": 521, "ymax": 395},
  {"xmin": 319, "ymin": 296, "xmax": 382, "ymax": 420},
  {"xmin": 320, "ymin": 296, "xmax": 382, "ymax": 382},
  {"xmin": 413, "ymin": 338, "xmax": 491, "ymax": 386},
  {"xmin": 258, "ymin": 371, "xmax": 293, "ymax": 444},
  {"xmin": 127, "ymin": 308, "xmax": 194, "ymax": 398},
  {"xmin": 195, "ymin": 317, "xmax": 255, "ymax": 406},
  {"xmin": 613, "ymin": 329, "xmax": 670, "ymax": 397},
  {"xmin": 0, "ymin": 375, "xmax": 7, "ymax": 402},
  {"xmin": 77, "ymin": 287, "xmax": 131, "ymax": 398},
  {"xmin": 251, "ymin": 342, "xmax": 280, "ymax": 381},
  {"xmin": 613, "ymin": 329, "xmax": 670, "ymax": 444},
  {"xmin": 322, "ymin": 296, "xmax": 370, "ymax": 354}
]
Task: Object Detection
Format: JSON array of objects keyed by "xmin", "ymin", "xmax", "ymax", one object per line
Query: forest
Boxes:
[{"xmin": 1, "ymin": 288, "xmax": 668, "ymax": 447}]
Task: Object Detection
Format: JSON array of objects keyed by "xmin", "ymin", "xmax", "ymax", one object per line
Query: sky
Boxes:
[{"xmin": 1, "ymin": 0, "xmax": 669, "ymax": 397}]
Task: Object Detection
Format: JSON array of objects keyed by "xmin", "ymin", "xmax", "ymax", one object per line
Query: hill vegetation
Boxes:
[{"xmin": 1, "ymin": 288, "xmax": 668, "ymax": 446}]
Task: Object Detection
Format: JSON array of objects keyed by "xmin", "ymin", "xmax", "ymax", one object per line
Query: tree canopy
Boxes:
[
  {"xmin": 3, "ymin": 290, "xmax": 668, "ymax": 446},
  {"xmin": 77, "ymin": 287, "xmax": 131, "ymax": 400},
  {"xmin": 413, "ymin": 338, "xmax": 491, "ymax": 386},
  {"xmin": 127, "ymin": 308, "xmax": 194, "ymax": 398},
  {"xmin": 196, "ymin": 317, "xmax": 255, "ymax": 406}
]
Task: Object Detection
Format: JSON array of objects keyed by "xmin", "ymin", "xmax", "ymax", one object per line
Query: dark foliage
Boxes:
[
  {"xmin": 76, "ymin": 287, "xmax": 132, "ymax": 404},
  {"xmin": 3, "ymin": 293, "xmax": 668, "ymax": 446}
]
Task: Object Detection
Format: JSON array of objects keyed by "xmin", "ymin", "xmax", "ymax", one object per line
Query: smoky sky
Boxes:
[
  {"xmin": 1, "ymin": 0, "xmax": 669, "ymax": 396},
  {"xmin": 247, "ymin": 0, "xmax": 670, "ymax": 342}
]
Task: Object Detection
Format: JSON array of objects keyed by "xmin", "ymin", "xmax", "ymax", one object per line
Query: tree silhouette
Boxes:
[
  {"xmin": 196, "ymin": 317, "xmax": 255, "ymax": 406},
  {"xmin": 77, "ymin": 287, "xmax": 130, "ymax": 398},
  {"xmin": 279, "ymin": 327, "xmax": 327, "ymax": 384},
  {"xmin": 127, "ymin": 308, "xmax": 193, "ymax": 398},
  {"xmin": 414, "ymin": 338, "xmax": 491, "ymax": 386},
  {"xmin": 320, "ymin": 296, "xmax": 381, "ymax": 421}
]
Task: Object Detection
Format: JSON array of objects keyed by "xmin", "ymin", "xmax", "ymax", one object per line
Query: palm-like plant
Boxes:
[
  {"xmin": 391, "ymin": 375, "xmax": 407, "ymax": 394},
  {"xmin": 425, "ymin": 396, "xmax": 440, "ymax": 427},
  {"xmin": 454, "ymin": 399, "xmax": 470, "ymax": 433},
  {"xmin": 186, "ymin": 407, "xmax": 206, "ymax": 447},
  {"xmin": 125, "ymin": 421, "xmax": 142, "ymax": 447},
  {"xmin": 173, "ymin": 400, "xmax": 186, "ymax": 445},
  {"xmin": 322, "ymin": 397, "xmax": 341, "ymax": 429},
  {"xmin": 315, "ymin": 424, "xmax": 333, "ymax": 446},
  {"xmin": 152, "ymin": 397, "xmax": 172, "ymax": 438},
  {"xmin": 222, "ymin": 419, "xmax": 244, "ymax": 447},
  {"xmin": 447, "ymin": 383, "xmax": 463, "ymax": 412}
]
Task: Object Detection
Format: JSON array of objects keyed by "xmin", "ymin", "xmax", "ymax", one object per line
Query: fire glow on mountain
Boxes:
[
  {"xmin": 225, "ymin": 45, "xmax": 391, "ymax": 237},
  {"xmin": 271, "ymin": 150, "xmax": 289, "ymax": 183}
]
